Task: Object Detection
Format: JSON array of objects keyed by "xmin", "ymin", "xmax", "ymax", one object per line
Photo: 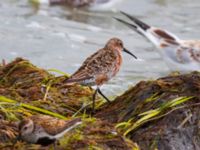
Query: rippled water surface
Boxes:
[{"xmin": 0, "ymin": 0, "xmax": 200, "ymax": 96}]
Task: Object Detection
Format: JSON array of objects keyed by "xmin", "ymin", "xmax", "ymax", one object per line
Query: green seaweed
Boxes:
[
  {"xmin": 123, "ymin": 96, "xmax": 193, "ymax": 136},
  {"xmin": 0, "ymin": 58, "xmax": 137, "ymax": 150},
  {"xmin": 0, "ymin": 96, "xmax": 67, "ymax": 119}
]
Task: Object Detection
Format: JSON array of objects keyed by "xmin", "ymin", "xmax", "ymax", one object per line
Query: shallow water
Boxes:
[{"xmin": 0, "ymin": 0, "xmax": 200, "ymax": 96}]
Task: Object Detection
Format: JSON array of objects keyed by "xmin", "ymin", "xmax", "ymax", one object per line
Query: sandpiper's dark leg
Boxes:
[
  {"xmin": 97, "ymin": 88, "xmax": 111, "ymax": 103},
  {"xmin": 92, "ymin": 88, "xmax": 98, "ymax": 113}
]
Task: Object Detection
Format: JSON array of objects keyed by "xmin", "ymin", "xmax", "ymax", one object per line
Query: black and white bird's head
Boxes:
[{"xmin": 18, "ymin": 118, "xmax": 34, "ymax": 137}]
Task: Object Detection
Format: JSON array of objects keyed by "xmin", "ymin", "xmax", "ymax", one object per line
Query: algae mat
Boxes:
[{"xmin": 0, "ymin": 58, "xmax": 200, "ymax": 150}]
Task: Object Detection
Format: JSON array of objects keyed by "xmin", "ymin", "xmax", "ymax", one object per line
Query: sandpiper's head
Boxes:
[
  {"xmin": 105, "ymin": 38, "xmax": 124, "ymax": 51},
  {"xmin": 18, "ymin": 118, "xmax": 34, "ymax": 137},
  {"xmin": 105, "ymin": 38, "xmax": 137, "ymax": 59}
]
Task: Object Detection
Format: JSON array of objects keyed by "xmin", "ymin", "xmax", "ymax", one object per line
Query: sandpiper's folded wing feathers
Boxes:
[
  {"xmin": 67, "ymin": 48, "xmax": 117, "ymax": 84},
  {"xmin": 32, "ymin": 115, "xmax": 66, "ymax": 136},
  {"xmin": 65, "ymin": 50, "xmax": 101, "ymax": 83},
  {"xmin": 32, "ymin": 115, "xmax": 81, "ymax": 136},
  {"xmin": 67, "ymin": 70, "xmax": 93, "ymax": 83},
  {"xmin": 81, "ymin": 48, "xmax": 117, "ymax": 74}
]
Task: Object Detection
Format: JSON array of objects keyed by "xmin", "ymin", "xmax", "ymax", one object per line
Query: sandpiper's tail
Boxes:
[
  {"xmin": 63, "ymin": 74, "xmax": 94, "ymax": 86},
  {"xmin": 55, "ymin": 118, "xmax": 82, "ymax": 139},
  {"xmin": 115, "ymin": 11, "xmax": 181, "ymax": 48}
]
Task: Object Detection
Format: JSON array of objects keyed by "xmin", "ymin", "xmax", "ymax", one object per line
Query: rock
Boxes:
[
  {"xmin": 0, "ymin": 58, "xmax": 94, "ymax": 116},
  {"xmin": 1, "ymin": 58, "xmax": 200, "ymax": 150},
  {"xmin": 96, "ymin": 72, "xmax": 200, "ymax": 150},
  {"xmin": 0, "ymin": 58, "xmax": 137, "ymax": 150}
]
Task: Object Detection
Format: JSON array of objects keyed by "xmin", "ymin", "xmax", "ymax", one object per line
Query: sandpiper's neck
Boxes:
[{"xmin": 111, "ymin": 49, "xmax": 122, "ymax": 77}]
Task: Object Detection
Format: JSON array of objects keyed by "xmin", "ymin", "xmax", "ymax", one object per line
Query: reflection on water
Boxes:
[{"xmin": 0, "ymin": 0, "xmax": 200, "ymax": 96}]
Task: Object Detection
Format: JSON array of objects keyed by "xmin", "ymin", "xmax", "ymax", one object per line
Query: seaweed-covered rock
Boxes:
[
  {"xmin": 58, "ymin": 118, "xmax": 136, "ymax": 150},
  {"xmin": 0, "ymin": 120, "xmax": 18, "ymax": 143},
  {"xmin": 0, "ymin": 58, "xmax": 94, "ymax": 116},
  {"xmin": 0, "ymin": 58, "xmax": 137, "ymax": 150},
  {"xmin": 7, "ymin": 118, "xmax": 136, "ymax": 150},
  {"xmin": 1, "ymin": 58, "xmax": 200, "ymax": 150},
  {"xmin": 96, "ymin": 72, "xmax": 200, "ymax": 150}
]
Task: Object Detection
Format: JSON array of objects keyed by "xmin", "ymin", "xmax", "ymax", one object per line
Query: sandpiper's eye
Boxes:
[
  {"xmin": 23, "ymin": 126, "xmax": 28, "ymax": 130},
  {"xmin": 119, "ymin": 42, "xmax": 123, "ymax": 47}
]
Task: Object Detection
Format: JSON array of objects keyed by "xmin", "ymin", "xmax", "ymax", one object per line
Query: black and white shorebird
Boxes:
[
  {"xmin": 18, "ymin": 115, "xmax": 82, "ymax": 146},
  {"xmin": 115, "ymin": 12, "xmax": 200, "ymax": 72}
]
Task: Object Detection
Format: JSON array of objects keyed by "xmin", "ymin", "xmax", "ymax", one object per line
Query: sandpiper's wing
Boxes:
[
  {"xmin": 115, "ymin": 11, "xmax": 181, "ymax": 48},
  {"xmin": 65, "ymin": 48, "xmax": 118, "ymax": 85},
  {"xmin": 31, "ymin": 115, "xmax": 81, "ymax": 136}
]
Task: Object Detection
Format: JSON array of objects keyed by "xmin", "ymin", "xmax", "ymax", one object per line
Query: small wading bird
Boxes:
[
  {"xmin": 64, "ymin": 38, "xmax": 137, "ymax": 112},
  {"xmin": 115, "ymin": 12, "xmax": 200, "ymax": 72},
  {"xmin": 17, "ymin": 115, "xmax": 82, "ymax": 146}
]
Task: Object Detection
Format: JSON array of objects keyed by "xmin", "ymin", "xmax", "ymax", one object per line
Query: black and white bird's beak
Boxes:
[{"xmin": 123, "ymin": 48, "xmax": 137, "ymax": 59}]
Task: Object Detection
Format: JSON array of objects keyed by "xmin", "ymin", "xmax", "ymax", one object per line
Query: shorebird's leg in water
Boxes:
[
  {"xmin": 92, "ymin": 88, "xmax": 98, "ymax": 114},
  {"xmin": 97, "ymin": 87, "xmax": 111, "ymax": 103}
]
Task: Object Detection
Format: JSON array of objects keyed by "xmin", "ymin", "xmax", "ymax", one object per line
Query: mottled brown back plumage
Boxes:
[
  {"xmin": 66, "ymin": 38, "xmax": 124, "ymax": 86},
  {"xmin": 19, "ymin": 115, "xmax": 81, "ymax": 136}
]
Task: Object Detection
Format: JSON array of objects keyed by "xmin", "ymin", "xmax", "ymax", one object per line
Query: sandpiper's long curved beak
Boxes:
[{"xmin": 123, "ymin": 48, "xmax": 137, "ymax": 59}]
